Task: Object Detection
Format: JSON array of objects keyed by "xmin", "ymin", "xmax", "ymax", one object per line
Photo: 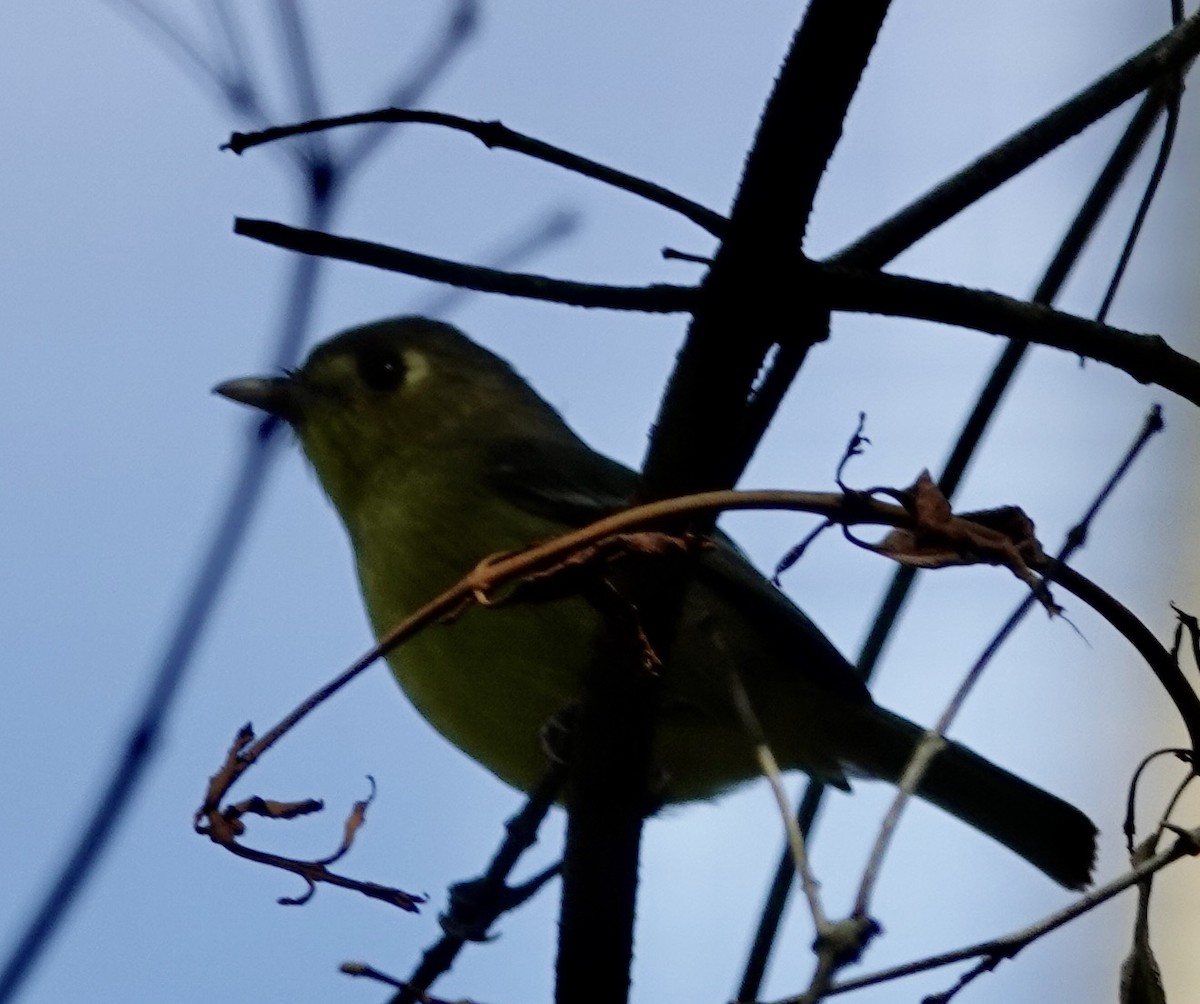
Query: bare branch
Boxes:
[
  {"xmin": 226, "ymin": 108, "xmax": 726, "ymax": 235},
  {"xmin": 395, "ymin": 770, "xmax": 563, "ymax": 1001},
  {"xmin": 833, "ymin": 10, "xmax": 1200, "ymax": 269},
  {"xmin": 233, "ymin": 218, "xmax": 695, "ymax": 312},
  {"xmin": 723, "ymin": 660, "xmax": 828, "ymax": 931},
  {"xmin": 823, "ymin": 266, "xmax": 1200, "ymax": 407},
  {"xmin": 801, "ymin": 826, "xmax": 1200, "ymax": 1002},
  {"xmin": 1048, "ymin": 563, "xmax": 1200, "ymax": 752}
]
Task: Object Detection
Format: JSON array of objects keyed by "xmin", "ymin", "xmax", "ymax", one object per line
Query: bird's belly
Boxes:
[
  {"xmin": 354, "ymin": 505, "xmax": 846, "ymax": 802},
  {"xmin": 379, "ymin": 594, "xmax": 806, "ymax": 803},
  {"xmin": 383, "ymin": 595, "xmax": 597, "ymax": 793}
]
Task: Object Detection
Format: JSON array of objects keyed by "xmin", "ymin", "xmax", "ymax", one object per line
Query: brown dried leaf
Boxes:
[
  {"xmin": 871, "ymin": 472, "xmax": 1058, "ymax": 613},
  {"xmin": 228, "ymin": 796, "xmax": 325, "ymax": 822},
  {"xmin": 317, "ymin": 776, "xmax": 377, "ymax": 866}
]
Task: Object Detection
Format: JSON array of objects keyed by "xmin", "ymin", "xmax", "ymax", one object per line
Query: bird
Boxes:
[{"xmin": 215, "ymin": 316, "xmax": 1096, "ymax": 889}]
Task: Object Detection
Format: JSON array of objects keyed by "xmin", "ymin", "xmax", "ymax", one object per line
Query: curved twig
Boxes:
[
  {"xmin": 1045, "ymin": 562, "xmax": 1200, "ymax": 752},
  {"xmin": 225, "ymin": 107, "xmax": 727, "ymax": 235}
]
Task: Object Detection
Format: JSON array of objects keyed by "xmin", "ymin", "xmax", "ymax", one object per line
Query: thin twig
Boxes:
[
  {"xmin": 792, "ymin": 825, "xmax": 1200, "ymax": 1001},
  {"xmin": 832, "ymin": 10, "xmax": 1200, "ymax": 269},
  {"xmin": 853, "ymin": 603, "xmax": 1028, "ymax": 915},
  {"xmin": 394, "ymin": 768, "xmax": 564, "ymax": 1002},
  {"xmin": 1155, "ymin": 771, "xmax": 1195, "ymax": 837},
  {"xmin": 208, "ymin": 2, "xmax": 255, "ymax": 100},
  {"xmin": 725, "ymin": 662, "xmax": 827, "ymax": 930},
  {"xmin": 273, "ymin": 2, "xmax": 327, "ymax": 163},
  {"xmin": 822, "ymin": 266, "xmax": 1200, "ymax": 407},
  {"xmin": 233, "ymin": 217, "xmax": 695, "ymax": 312},
  {"xmin": 226, "ymin": 107, "xmax": 727, "ymax": 235},
  {"xmin": 1175, "ymin": 603, "xmax": 1200, "ymax": 675},
  {"xmin": 1048, "ymin": 563, "xmax": 1200, "ymax": 751},
  {"xmin": 854, "ymin": 405, "xmax": 1166, "ymax": 914},
  {"xmin": 102, "ymin": 0, "xmax": 258, "ymax": 116},
  {"xmin": 195, "ymin": 489, "xmax": 917, "ymax": 822},
  {"xmin": 1096, "ymin": 7, "xmax": 1186, "ymax": 324},
  {"xmin": 1124, "ymin": 747, "xmax": 1192, "ymax": 853},
  {"xmin": 343, "ymin": 960, "xmax": 467, "ymax": 1004}
]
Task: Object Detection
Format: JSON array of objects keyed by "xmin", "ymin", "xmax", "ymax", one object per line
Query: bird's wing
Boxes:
[
  {"xmin": 484, "ymin": 441, "xmax": 1098, "ymax": 886},
  {"xmin": 484, "ymin": 434, "xmax": 870, "ymax": 707},
  {"xmin": 483, "ymin": 433, "xmax": 636, "ymax": 524},
  {"xmin": 691, "ymin": 537, "xmax": 871, "ymax": 705}
]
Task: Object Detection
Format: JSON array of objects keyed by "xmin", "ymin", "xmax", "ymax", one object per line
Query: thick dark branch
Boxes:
[
  {"xmin": 823, "ymin": 266, "xmax": 1200, "ymax": 406},
  {"xmin": 834, "ymin": 9, "xmax": 1200, "ymax": 268},
  {"xmin": 734, "ymin": 1, "xmax": 892, "ymax": 253},
  {"xmin": 625, "ymin": 9, "xmax": 892, "ymax": 1001},
  {"xmin": 233, "ymin": 218, "xmax": 695, "ymax": 312},
  {"xmin": 642, "ymin": 0, "xmax": 892, "ymax": 499},
  {"xmin": 226, "ymin": 108, "xmax": 726, "ymax": 235}
]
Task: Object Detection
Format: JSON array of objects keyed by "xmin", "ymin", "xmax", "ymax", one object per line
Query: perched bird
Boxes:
[{"xmin": 216, "ymin": 316, "xmax": 1096, "ymax": 888}]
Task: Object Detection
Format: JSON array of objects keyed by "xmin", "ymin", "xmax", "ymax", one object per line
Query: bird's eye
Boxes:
[{"xmin": 355, "ymin": 345, "xmax": 406, "ymax": 393}]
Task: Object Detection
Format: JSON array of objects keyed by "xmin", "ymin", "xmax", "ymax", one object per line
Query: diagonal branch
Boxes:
[
  {"xmin": 833, "ymin": 9, "xmax": 1200, "ymax": 269},
  {"xmin": 817, "ymin": 825, "xmax": 1200, "ymax": 1000},
  {"xmin": 1047, "ymin": 562, "xmax": 1200, "ymax": 752},
  {"xmin": 822, "ymin": 266, "xmax": 1200, "ymax": 406},
  {"xmin": 344, "ymin": 0, "xmax": 481, "ymax": 173},
  {"xmin": 233, "ymin": 218, "xmax": 694, "ymax": 311},
  {"xmin": 642, "ymin": 0, "xmax": 893, "ymax": 499}
]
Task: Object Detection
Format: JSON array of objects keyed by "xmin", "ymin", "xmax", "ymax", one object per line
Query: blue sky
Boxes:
[{"xmin": 2, "ymin": 3, "xmax": 1198, "ymax": 1002}]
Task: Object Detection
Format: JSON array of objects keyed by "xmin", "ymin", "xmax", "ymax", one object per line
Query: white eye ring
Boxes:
[{"xmin": 402, "ymin": 349, "xmax": 431, "ymax": 388}]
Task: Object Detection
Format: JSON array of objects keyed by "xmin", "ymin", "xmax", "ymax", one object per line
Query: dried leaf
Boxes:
[
  {"xmin": 317, "ymin": 776, "xmax": 377, "ymax": 866},
  {"xmin": 228, "ymin": 796, "xmax": 325, "ymax": 821},
  {"xmin": 870, "ymin": 472, "xmax": 1059, "ymax": 613}
]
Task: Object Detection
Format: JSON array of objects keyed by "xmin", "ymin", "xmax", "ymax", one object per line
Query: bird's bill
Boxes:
[{"xmin": 213, "ymin": 375, "xmax": 303, "ymax": 424}]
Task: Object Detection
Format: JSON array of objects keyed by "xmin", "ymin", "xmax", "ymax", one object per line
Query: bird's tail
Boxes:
[{"xmin": 842, "ymin": 707, "xmax": 1096, "ymax": 889}]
